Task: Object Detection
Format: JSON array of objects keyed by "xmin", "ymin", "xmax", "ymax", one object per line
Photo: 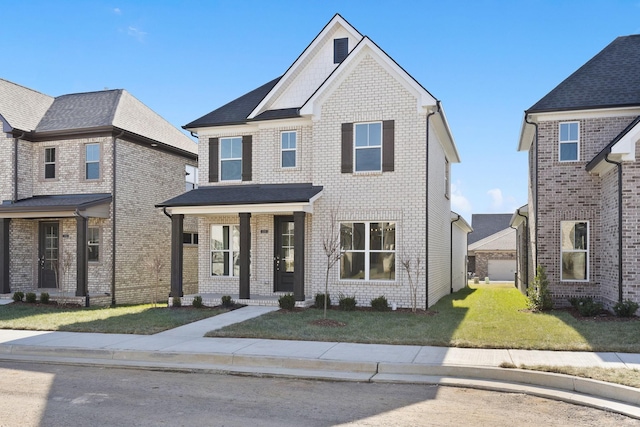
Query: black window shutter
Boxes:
[
  {"xmin": 334, "ymin": 38, "xmax": 348, "ymax": 64},
  {"xmin": 341, "ymin": 123, "xmax": 353, "ymax": 173},
  {"xmin": 382, "ymin": 120, "xmax": 395, "ymax": 172},
  {"xmin": 242, "ymin": 135, "xmax": 252, "ymax": 181},
  {"xmin": 209, "ymin": 138, "xmax": 219, "ymax": 182}
]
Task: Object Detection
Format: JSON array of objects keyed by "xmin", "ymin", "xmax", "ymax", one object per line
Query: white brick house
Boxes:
[
  {"xmin": 0, "ymin": 79, "xmax": 198, "ymax": 305},
  {"xmin": 516, "ymin": 34, "xmax": 640, "ymax": 311},
  {"xmin": 158, "ymin": 14, "xmax": 464, "ymax": 309}
]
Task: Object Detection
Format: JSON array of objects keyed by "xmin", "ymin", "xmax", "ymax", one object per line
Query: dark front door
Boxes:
[
  {"xmin": 274, "ymin": 216, "xmax": 294, "ymax": 292},
  {"xmin": 39, "ymin": 222, "xmax": 59, "ymax": 288}
]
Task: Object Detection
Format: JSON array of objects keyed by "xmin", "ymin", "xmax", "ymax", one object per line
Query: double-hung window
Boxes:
[
  {"xmin": 85, "ymin": 143, "xmax": 100, "ymax": 180},
  {"xmin": 354, "ymin": 122, "xmax": 382, "ymax": 172},
  {"xmin": 220, "ymin": 137, "xmax": 242, "ymax": 181},
  {"xmin": 211, "ymin": 225, "xmax": 240, "ymax": 276},
  {"xmin": 281, "ymin": 131, "xmax": 297, "ymax": 168},
  {"xmin": 559, "ymin": 122, "xmax": 579, "ymax": 162},
  {"xmin": 340, "ymin": 221, "xmax": 395, "ymax": 281},
  {"xmin": 88, "ymin": 227, "xmax": 100, "ymax": 262},
  {"xmin": 44, "ymin": 147, "xmax": 56, "ymax": 179},
  {"xmin": 561, "ymin": 221, "xmax": 588, "ymax": 281}
]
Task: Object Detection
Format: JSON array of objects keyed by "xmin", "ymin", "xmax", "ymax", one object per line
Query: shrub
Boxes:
[
  {"xmin": 221, "ymin": 295, "xmax": 235, "ymax": 308},
  {"xmin": 40, "ymin": 292, "xmax": 50, "ymax": 304},
  {"xmin": 192, "ymin": 295, "xmax": 204, "ymax": 308},
  {"xmin": 278, "ymin": 294, "xmax": 295, "ymax": 310},
  {"xmin": 314, "ymin": 293, "xmax": 331, "ymax": 309},
  {"xmin": 172, "ymin": 296, "xmax": 182, "ymax": 308},
  {"xmin": 527, "ymin": 265, "xmax": 553, "ymax": 311},
  {"xmin": 370, "ymin": 296, "xmax": 389, "ymax": 311},
  {"xmin": 613, "ymin": 299, "xmax": 639, "ymax": 318},
  {"xmin": 25, "ymin": 292, "xmax": 37, "ymax": 303},
  {"xmin": 569, "ymin": 296, "xmax": 603, "ymax": 317},
  {"xmin": 338, "ymin": 294, "xmax": 357, "ymax": 311},
  {"xmin": 12, "ymin": 291, "xmax": 24, "ymax": 302}
]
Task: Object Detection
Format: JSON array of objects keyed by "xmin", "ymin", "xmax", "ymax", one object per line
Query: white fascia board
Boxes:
[
  {"xmin": 248, "ymin": 15, "xmax": 363, "ymax": 120},
  {"xmin": 0, "ymin": 210, "xmax": 74, "ymax": 219},
  {"xmin": 165, "ymin": 201, "xmax": 317, "ymax": 216},
  {"xmin": 255, "ymin": 116, "xmax": 312, "ymax": 130},
  {"xmin": 451, "ymin": 212, "xmax": 473, "ymax": 233},
  {"xmin": 509, "ymin": 205, "xmax": 528, "ymax": 228},
  {"xmin": 194, "ymin": 124, "xmax": 260, "ymax": 139},
  {"xmin": 518, "ymin": 115, "xmax": 536, "ymax": 152},
  {"xmin": 433, "ymin": 106, "xmax": 460, "ymax": 163},
  {"xmin": 300, "ymin": 38, "xmax": 437, "ymax": 119},
  {"xmin": 611, "ymin": 119, "xmax": 640, "ymax": 161}
]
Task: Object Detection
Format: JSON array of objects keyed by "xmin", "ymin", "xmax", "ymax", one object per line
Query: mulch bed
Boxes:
[{"xmin": 562, "ymin": 306, "xmax": 639, "ymax": 322}]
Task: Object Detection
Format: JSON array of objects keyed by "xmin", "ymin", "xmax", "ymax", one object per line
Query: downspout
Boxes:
[
  {"xmin": 425, "ymin": 101, "xmax": 441, "ymax": 309},
  {"xmin": 604, "ymin": 154, "xmax": 623, "ymax": 303},
  {"xmin": 514, "ymin": 208, "xmax": 529, "ymax": 292},
  {"xmin": 74, "ymin": 209, "xmax": 90, "ymax": 307},
  {"xmin": 13, "ymin": 132, "xmax": 25, "ymax": 202},
  {"xmin": 524, "ymin": 114, "xmax": 538, "ymax": 270},
  {"xmin": 111, "ymin": 130, "xmax": 124, "ymax": 306},
  {"xmin": 450, "ymin": 213, "xmax": 461, "ymax": 293}
]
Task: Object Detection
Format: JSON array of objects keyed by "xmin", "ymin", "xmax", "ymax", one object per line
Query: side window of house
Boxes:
[
  {"xmin": 560, "ymin": 221, "xmax": 588, "ymax": 281},
  {"xmin": 220, "ymin": 137, "xmax": 242, "ymax": 181},
  {"xmin": 183, "ymin": 232, "xmax": 199, "ymax": 245},
  {"xmin": 339, "ymin": 221, "xmax": 395, "ymax": 281},
  {"xmin": 186, "ymin": 165, "xmax": 198, "ymax": 190},
  {"xmin": 44, "ymin": 147, "xmax": 56, "ymax": 179},
  {"xmin": 85, "ymin": 143, "xmax": 100, "ymax": 180},
  {"xmin": 88, "ymin": 227, "xmax": 100, "ymax": 262},
  {"xmin": 211, "ymin": 225, "xmax": 240, "ymax": 276},
  {"xmin": 559, "ymin": 122, "xmax": 579, "ymax": 162},
  {"xmin": 281, "ymin": 131, "xmax": 297, "ymax": 168}
]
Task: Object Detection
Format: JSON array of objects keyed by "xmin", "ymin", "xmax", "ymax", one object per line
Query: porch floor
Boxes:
[{"xmin": 181, "ymin": 293, "xmax": 313, "ymax": 308}]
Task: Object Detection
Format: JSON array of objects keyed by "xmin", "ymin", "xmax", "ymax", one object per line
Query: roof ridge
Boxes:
[{"xmin": 0, "ymin": 78, "xmax": 53, "ymax": 99}]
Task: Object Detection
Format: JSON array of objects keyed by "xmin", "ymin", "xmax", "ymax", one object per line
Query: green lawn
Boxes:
[
  {"xmin": 0, "ymin": 303, "xmax": 225, "ymax": 335},
  {"xmin": 207, "ymin": 284, "xmax": 640, "ymax": 352}
]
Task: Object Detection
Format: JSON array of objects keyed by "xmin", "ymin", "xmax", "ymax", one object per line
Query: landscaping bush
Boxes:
[
  {"xmin": 221, "ymin": 295, "xmax": 235, "ymax": 308},
  {"xmin": 569, "ymin": 296, "xmax": 603, "ymax": 317},
  {"xmin": 314, "ymin": 293, "xmax": 331, "ymax": 309},
  {"xmin": 12, "ymin": 291, "xmax": 24, "ymax": 302},
  {"xmin": 172, "ymin": 296, "xmax": 182, "ymax": 308},
  {"xmin": 527, "ymin": 265, "xmax": 553, "ymax": 311},
  {"xmin": 614, "ymin": 299, "xmax": 639, "ymax": 318},
  {"xmin": 192, "ymin": 295, "xmax": 204, "ymax": 308},
  {"xmin": 370, "ymin": 296, "xmax": 389, "ymax": 311},
  {"xmin": 338, "ymin": 294, "xmax": 357, "ymax": 311},
  {"xmin": 25, "ymin": 292, "xmax": 37, "ymax": 304},
  {"xmin": 40, "ymin": 292, "xmax": 50, "ymax": 304},
  {"xmin": 278, "ymin": 294, "xmax": 295, "ymax": 310}
]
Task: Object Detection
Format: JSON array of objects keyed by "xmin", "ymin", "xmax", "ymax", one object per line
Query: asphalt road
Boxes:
[{"xmin": 0, "ymin": 361, "xmax": 635, "ymax": 427}]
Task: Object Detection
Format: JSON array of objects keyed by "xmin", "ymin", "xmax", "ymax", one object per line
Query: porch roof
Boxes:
[
  {"xmin": 156, "ymin": 183, "xmax": 323, "ymax": 215},
  {"xmin": 0, "ymin": 193, "xmax": 112, "ymax": 219}
]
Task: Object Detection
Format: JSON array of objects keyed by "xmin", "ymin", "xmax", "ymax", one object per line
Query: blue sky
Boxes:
[{"xmin": 3, "ymin": 1, "xmax": 640, "ymax": 220}]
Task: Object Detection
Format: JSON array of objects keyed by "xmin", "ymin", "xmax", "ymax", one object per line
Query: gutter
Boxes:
[
  {"xmin": 450, "ymin": 213, "xmax": 461, "ymax": 293},
  {"xmin": 512, "ymin": 208, "xmax": 529, "ymax": 291},
  {"xmin": 13, "ymin": 131, "xmax": 25, "ymax": 201},
  {"xmin": 524, "ymin": 114, "xmax": 538, "ymax": 270},
  {"xmin": 425, "ymin": 101, "xmax": 441, "ymax": 309},
  {"xmin": 604, "ymin": 154, "xmax": 623, "ymax": 303}
]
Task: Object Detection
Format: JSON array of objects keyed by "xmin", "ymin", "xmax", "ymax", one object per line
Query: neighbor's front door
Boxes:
[
  {"xmin": 38, "ymin": 221, "xmax": 59, "ymax": 288},
  {"xmin": 274, "ymin": 216, "xmax": 294, "ymax": 292}
]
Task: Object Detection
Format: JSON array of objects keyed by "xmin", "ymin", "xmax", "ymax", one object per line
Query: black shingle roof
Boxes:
[
  {"xmin": 36, "ymin": 90, "xmax": 121, "ymax": 131},
  {"xmin": 157, "ymin": 183, "xmax": 323, "ymax": 207},
  {"xmin": 467, "ymin": 214, "xmax": 513, "ymax": 245},
  {"xmin": 0, "ymin": 194, "xmax": 112, "ymax": 212},
  {"xmin": 184, "ymin": 77, "xmax": 286, "ymax": 128},
  {"xmin": 527, "ymin": 35, "xmax": 640, "ymax": 113}
]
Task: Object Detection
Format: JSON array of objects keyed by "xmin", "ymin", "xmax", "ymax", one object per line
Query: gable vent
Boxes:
[{"xmin": 334, "ymin": 38, "xmax": 348, "ymax": 64}]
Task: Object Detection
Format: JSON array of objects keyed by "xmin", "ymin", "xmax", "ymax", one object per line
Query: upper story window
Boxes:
[
  {"xmin": 220, "ymin": 137, "xmax": 242, "ymax": 181},
  {"xmin": 211, "ymin": 225, "xmax": 240, "ymax": 276},
  {"xmin": 186, "ymin": 165, "xmax": 198, "ymax": 190},
  {"xmin": 334, "ymin": 38, "xmax": 348, "ymax": 63},
  {"xmin": 88, "ymin": 227, "xmax": 100, "ymax": 262},
  {"xmin": 559, "ymin": 122, "xmax": 579, "ymax": 162},
  {"xmin": 340, "ymin": 221, "xmax": 396, "ymax": 281},
  {"xmin": 354, "ymin": 122, "xmax": 382, "ymax": 172},
  {"xmin": 85, "ymin": 143, "xmax": 100, "ymax": 180},
  {"xmin": 561, "ymin": 221, "xmax": 588, "ymax": 281},
  {"xmin": 44, "ymin": 147, "xmax": 56, "ymax": 179},
  {"xmin": 281, "ymin": 131, "xmax": 297, "ymax": 168}
]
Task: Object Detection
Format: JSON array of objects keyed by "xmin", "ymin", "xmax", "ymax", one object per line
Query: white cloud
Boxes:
[
  {"xmin": 127, "ymin": 26, "xmax": 147, "ymax": 42},
  {"xmin": 113, "ymin": 8, "xmax": 122, "ymax": 14},
  {"xmin": 451, "ymin": 181, "xmax": 472, "ymax": 217},
  {"xmin": 487, "ymin": 188, "xmax": 503, "ymax": 210}
]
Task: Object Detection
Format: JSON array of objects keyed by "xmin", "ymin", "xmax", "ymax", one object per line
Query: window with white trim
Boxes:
[
  {"xmin": 85, "ymin": 143, "xmax": 100, "ymax": 180},
  {"xmin": 354, "ymin": 122, "xmax": 382, "ymax": 172},
  {"xmin": 340, "ymin": 221, "xmax": 395, "ymax": 281},
  {"xmin": 186, "ymin": 165, "xmax": 198, "ymax": 190},
  {"xmin": 211, "ymin": 225, "xmax": 240, "ymax": 276},
  {"xmin": 44, "ymin": 147, "xmax": 56, "ymax": 179},
  {"xmin": 561, "ymin": 221, "xmax": 588, "ymax": 281},
  {"xmin": 220, "ymin": 137, "xmax": 242, "ymax": 181},
  {"xmin": 559, "ymin": 122, "xmax": 579, "ymax": 162},
  {"xmin": 88, "ymin": 227, "xmax": 100, "ymax": 262},
  {"xmin": 281, "ymin": 131, "xmax": 297, "ymax": 168}
]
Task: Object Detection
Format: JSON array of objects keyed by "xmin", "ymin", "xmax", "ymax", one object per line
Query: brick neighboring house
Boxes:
[
  {"xmin": 467, "ymin": 213, "xmax": 516, "ymax": 282},
  {"xmin": 158, "ymin": 14, "xmax": 466, "ymax": 309},
  {"xmin": 0, "ymin": 79, "xmax": 198, "ymax": 305},
  {"xmin": 517, "ymin": 34, "xmax": 640, "ymax": 310}
]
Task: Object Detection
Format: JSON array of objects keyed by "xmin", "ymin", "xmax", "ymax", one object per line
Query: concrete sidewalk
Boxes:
[{"xmin": 0, "ymin": 306, "xmax": 639, "ymax": 419}]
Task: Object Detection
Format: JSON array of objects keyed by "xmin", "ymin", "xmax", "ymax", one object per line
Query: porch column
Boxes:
[
  {"xmin": 293, "ymin": 211, "xmax": 305, "ymax": 301},
  {"xmin": 0, "ymin": 218, "xmax": 10, "ymax": 293},
  {"xmin": 170, "ymin": 214, "xmax": 184, "ymax": 297},
  {"xmin": 239, "ymin": 212, "xmax": 251, "ymax": 299},
  {"xmin": 76, "ymin": 215, "xmax": 88, "ymax": 297}
]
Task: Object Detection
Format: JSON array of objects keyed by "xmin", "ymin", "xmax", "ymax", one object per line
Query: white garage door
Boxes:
[{"xmin": 488, "ymin": 260, "xmax": 516, "ymax": 281}]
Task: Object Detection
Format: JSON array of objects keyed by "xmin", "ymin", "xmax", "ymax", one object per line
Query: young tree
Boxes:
[
  {"xmin": 527, "ymin": 265, "xmax": 553, "ymax": 311},
  {"xmin": 402, "ymin": 256, "xmax": 422, "ymax": 313},
  {"xmin": 322, "ymin": 207, "xmax": 342, "ymax": 319},
  {"xmin": 144, "ymin": 253, "xmax": 165, "ymax": 307}
]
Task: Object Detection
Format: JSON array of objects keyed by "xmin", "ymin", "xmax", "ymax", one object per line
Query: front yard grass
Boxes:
[
  {"xmin": 207, "ymin": 283, "xmax": 640, "ymax": 353},
  {"xmin": 0, "ymin": 303, "xmax": 225, "ymax": 335}
]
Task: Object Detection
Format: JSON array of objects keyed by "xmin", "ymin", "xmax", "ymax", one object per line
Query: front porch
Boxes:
[
  {"xmin": 0, "ymin": 290, "xmax": 112, "ymax": 307},
  {"xmin": 179, "ymin": 293, "xmax": 314, "ymax": 308}
]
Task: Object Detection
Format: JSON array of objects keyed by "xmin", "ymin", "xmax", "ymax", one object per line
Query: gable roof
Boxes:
[
  {"xmin": 468, "ymin": 227, "xmax": 516, "ymax": 252},
  {"xmin": 468, "ymin": 213, "xmax": 513, "ymax": 245},
  {"xmin": 527, "ymin": 35, "xmax": 640, "ymax": 113},
  {"xmin": 586, "ymin": 115, "xmax": 640, "ymax": 175},
  {"xmin": 0, "ymin": 78, "xmax": 54, "ymax": 132}
]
